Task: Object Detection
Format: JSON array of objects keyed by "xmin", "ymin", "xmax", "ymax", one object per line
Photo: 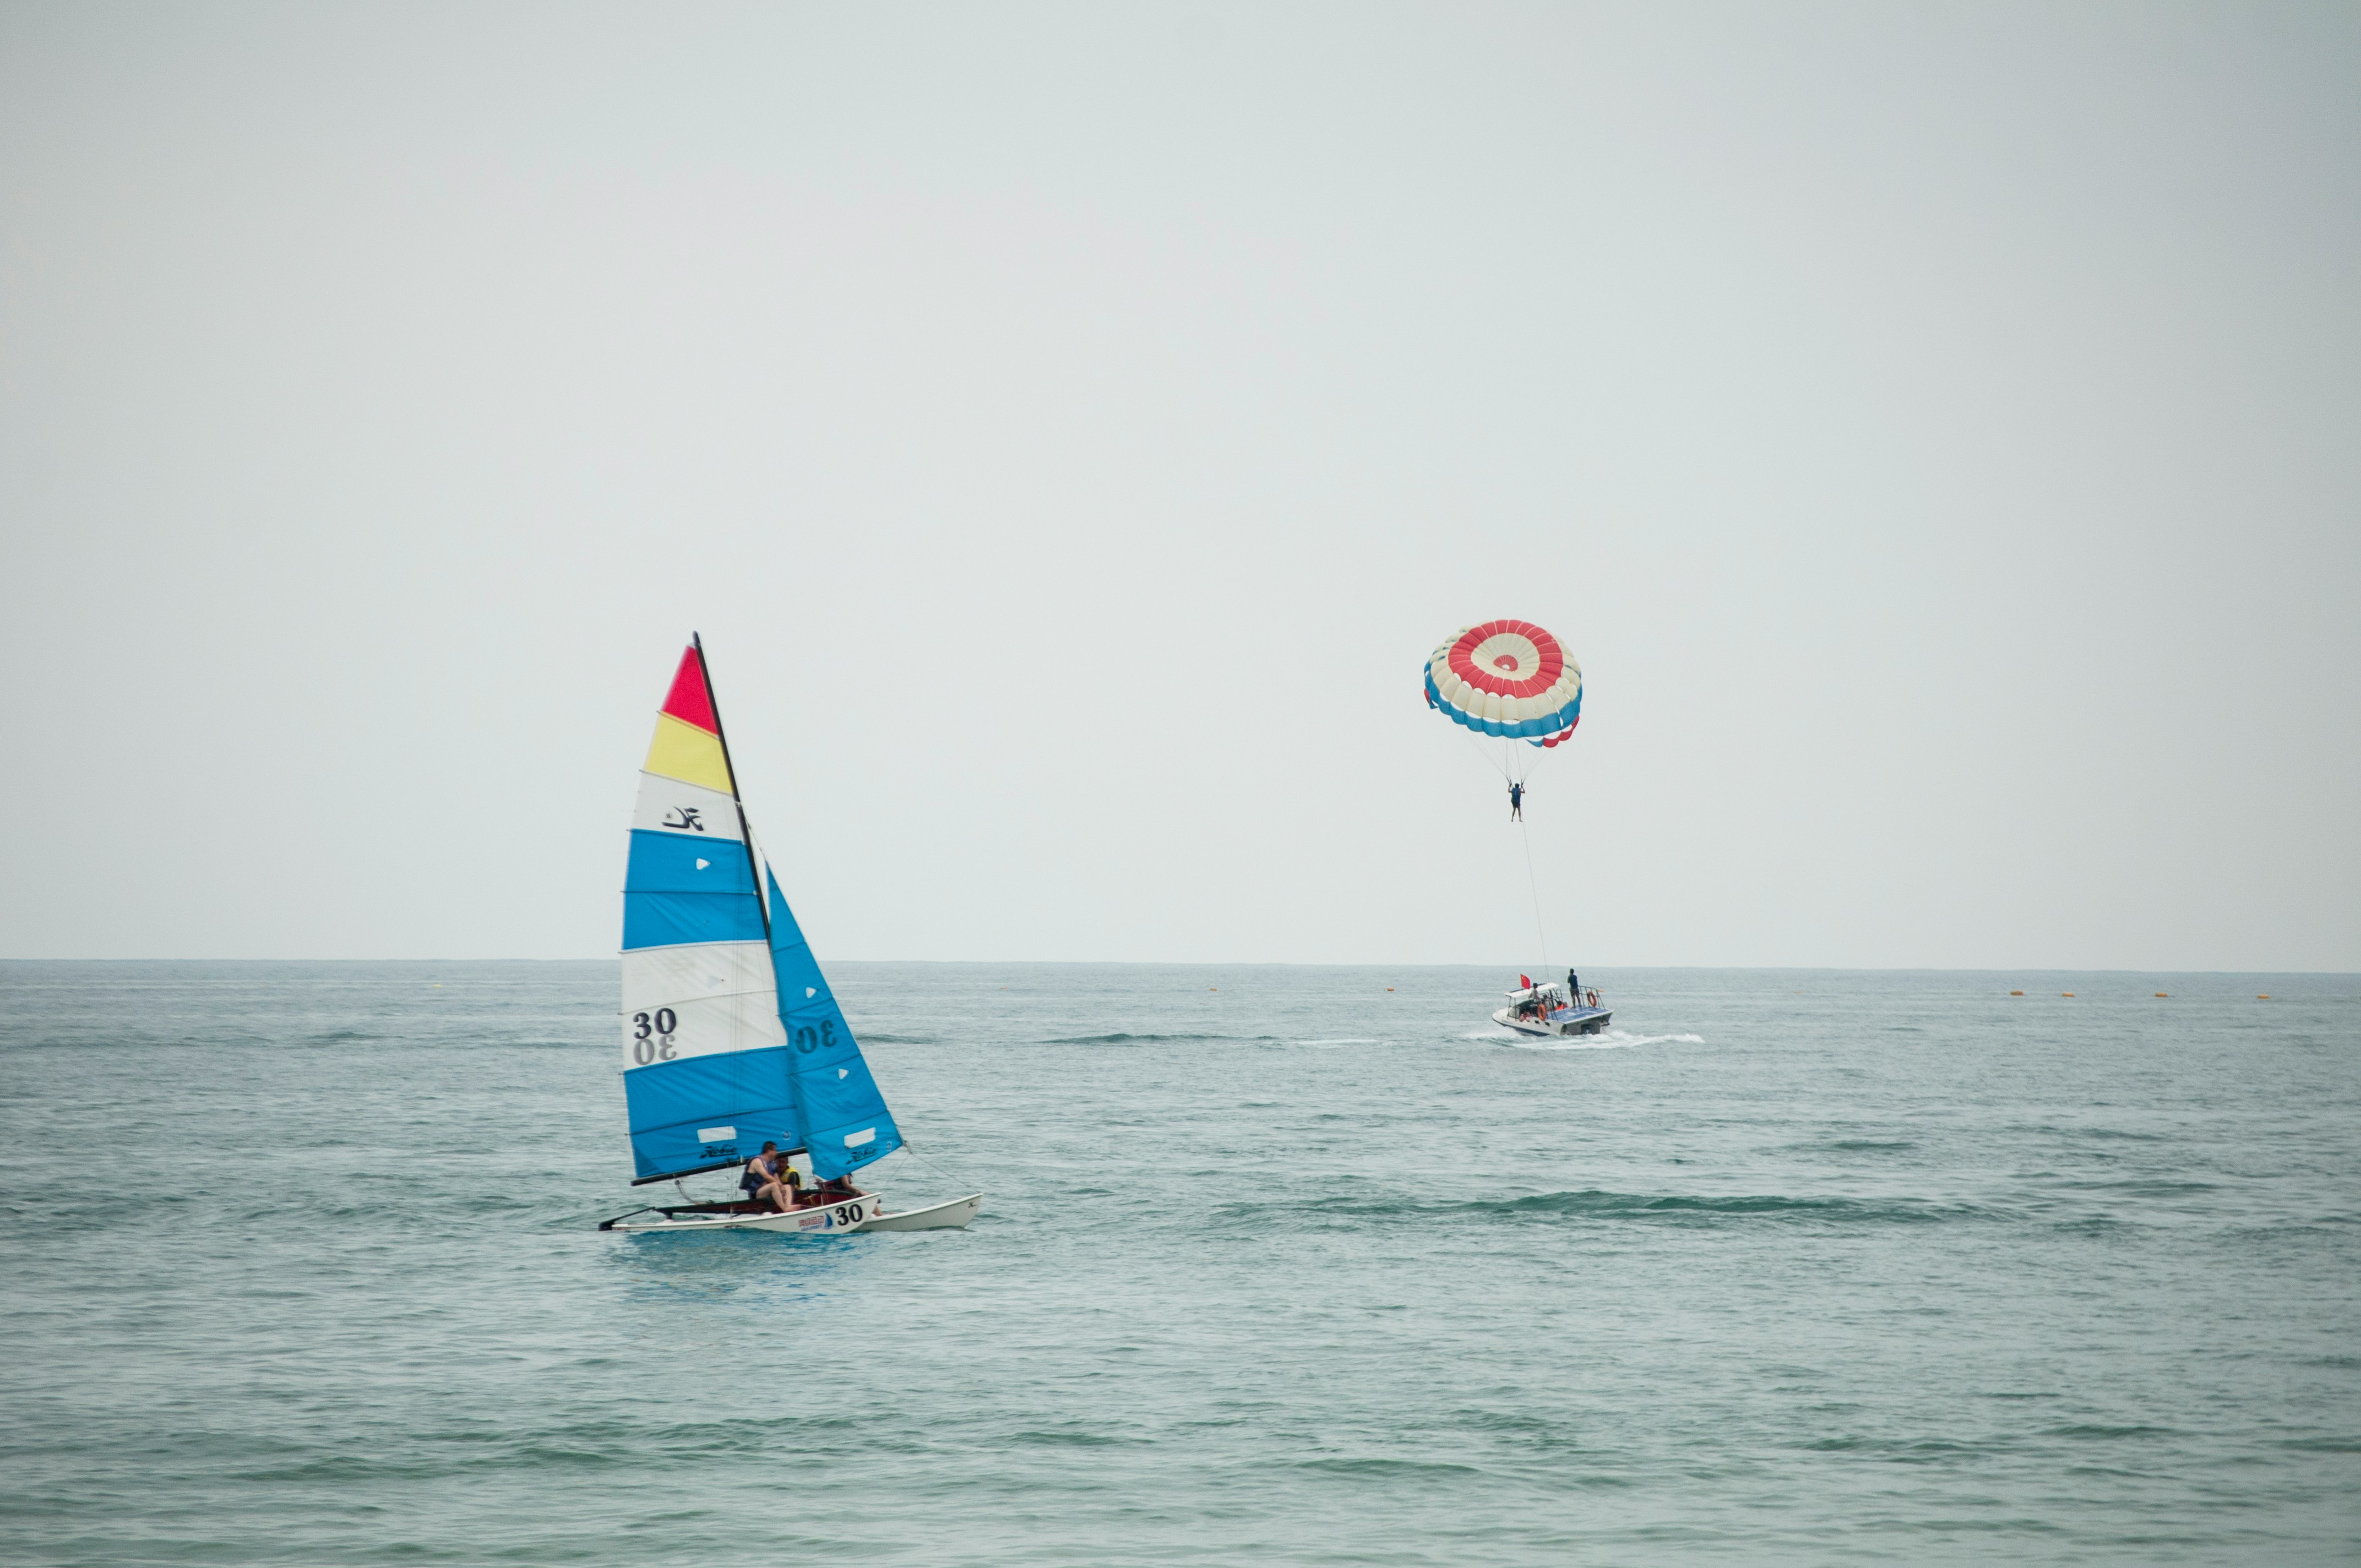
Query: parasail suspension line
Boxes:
[
  {"xmin": 1462, "ymin": 728, "xmax": 1515, "ymax": 783},
  {"xmin": 1517, "ymin": 813, "xmax": 1550, "ymax": 977}
]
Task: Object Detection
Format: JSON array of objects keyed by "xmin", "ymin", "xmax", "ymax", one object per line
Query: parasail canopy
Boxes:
[{"xmin": 1423, "ymin": 618, "xmax": 1582, "ymax": 748}]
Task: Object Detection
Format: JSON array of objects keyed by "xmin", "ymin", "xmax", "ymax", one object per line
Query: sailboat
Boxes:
[{"xmin": 598, "ymin": 636, "xmax": 982, "ymax": 1235}]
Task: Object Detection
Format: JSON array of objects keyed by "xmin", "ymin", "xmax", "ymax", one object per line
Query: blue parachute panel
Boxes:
[{"xmin": 1423, "ymin": 667, "xmax": 1582, "ymax": 744}]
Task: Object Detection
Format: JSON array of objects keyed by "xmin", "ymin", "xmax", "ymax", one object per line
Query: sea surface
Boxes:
[{"xmin": 0, "ymin": 963, "xmax": 2356, "ymax": 1565}]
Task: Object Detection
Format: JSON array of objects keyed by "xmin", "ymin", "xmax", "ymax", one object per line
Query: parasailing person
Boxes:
[{"xmin": 1422, "ymin": 618, "xmax": 1613, "ymax": 1038}]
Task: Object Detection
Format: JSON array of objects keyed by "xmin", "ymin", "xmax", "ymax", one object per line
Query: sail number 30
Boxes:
[{"xmin": 630, "ymin": 1008, "xmax": 678, "ymax": 1065}]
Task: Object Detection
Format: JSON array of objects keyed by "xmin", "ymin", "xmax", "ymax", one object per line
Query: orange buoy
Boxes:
[
  {"xmin": 2259, "ymin": 993, "xmax": 2271, "ymax": 1000},
  {"xmin": 2155, "ymin": 992, "xmax": 2169, "ymax": 998},
  {"xmin": 2010, "ymin": 990, "xmax": 2024, "ymax": 996},
  {"xmin": 2062, "ymin": 992, "xmax": 2075, "ymax": 998}
]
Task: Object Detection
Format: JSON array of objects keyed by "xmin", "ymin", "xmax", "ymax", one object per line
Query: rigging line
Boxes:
[
  {"xmin": 1462, "ymin": 727, "xmax": 1516, "ymax": 782},
  {"xmin": 694, "ymin": 631, "xmax": 771, "ymax": 945},
  {"xmin": 1517, "ymin": 813, "xmax": 1550, "ymax": 977},
  {"xmin": 899, "ymin": 1139, "xmax": 982, "ymax": 1192}
]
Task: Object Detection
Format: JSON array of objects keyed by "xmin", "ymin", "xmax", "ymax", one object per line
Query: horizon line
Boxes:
[{"xmin": 0, "ymin": 958, "xmax": 2351, "ymax": 977}]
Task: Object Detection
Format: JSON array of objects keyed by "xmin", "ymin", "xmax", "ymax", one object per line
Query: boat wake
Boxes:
[{"xmin": 1476, "ymin": 1027, "xmax": 1703, "ymax": 1052}]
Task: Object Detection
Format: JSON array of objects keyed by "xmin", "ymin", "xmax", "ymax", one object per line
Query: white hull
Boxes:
[
  {"xmin": 605, "ymin": 1193, "xmax": 882, "ymax": 1234},
  {"xmin": 602, "ymin": 1190, "xmax": 984, "ymax": 1234},
  {"xmin": 859, "ymin": 1193, "xmax": 983, "ymax": 1232},
  {"xmin": 1493, "ymin": 1005, "xmax": 1612, "ymax": 1038}
]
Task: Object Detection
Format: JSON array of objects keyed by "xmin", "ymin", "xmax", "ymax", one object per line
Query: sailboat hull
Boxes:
[
  {"xmin": 858, "ymin": 1193, "xmax": 983, "ymax": 1232},
  {"xmin": 606, "ymin": 1194, "xmax": 881, "ymax": 1234}
]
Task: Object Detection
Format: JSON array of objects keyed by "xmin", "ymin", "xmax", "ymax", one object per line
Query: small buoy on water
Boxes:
[
  {"xmin": 2155, "ymin": 992, "xmax": 2169, "ymax": 998},
  {"xmin": 1210, "ymin": 987, "xmax": 1218, "ymax": 991},
  {"xmin": 2259, "ymin": 993, "xmax": 2271, "ymax": 1000},
  {"xmin": 1386, "ymin": 987, "xmax": 1395, "ymax": 992},
  {"xmin": 2062, "ymin": 992, "xmax": 2075, "ymax": 998},
  {"xmin": 2010, "ymin": 990, "xmax": 2024, "ymax": 996}
]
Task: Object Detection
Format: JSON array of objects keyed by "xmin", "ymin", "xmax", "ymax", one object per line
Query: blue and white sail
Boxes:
[
  {"xmin": 618, "ymin": 642, "xmax": 795, "ymax": 1182},
  {"xmin": 769, "ymin": 869, "xmax": 902, "ymax": 1178},
  {"xmin": 618, "ymin": 639, "xmax": 902, "ymax": 1186}
]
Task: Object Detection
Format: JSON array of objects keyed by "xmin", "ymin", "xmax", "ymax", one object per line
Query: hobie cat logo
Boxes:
[{"xmin": 661, "ymin": 807, "xmax": 705, "ymax": 832}]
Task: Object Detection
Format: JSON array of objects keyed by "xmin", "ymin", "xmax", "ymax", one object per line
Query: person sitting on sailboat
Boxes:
[
  {"xmin": 757, "ymin": 1162, "xmax": 808, "ymax": 1213},
  {"xmin": 813, "ymin": 1172, "xmax": 867, "ymax": 1202},
  {"xmin": 741, "ymin": 1143, "xmax": 783, "ymax": 1205}
]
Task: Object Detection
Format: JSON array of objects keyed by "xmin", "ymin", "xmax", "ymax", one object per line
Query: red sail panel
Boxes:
[{"xmin": 660, "ymin": 645, "xmax": 719, "ymax": 734}]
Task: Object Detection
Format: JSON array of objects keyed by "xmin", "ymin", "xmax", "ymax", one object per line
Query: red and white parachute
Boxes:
[{"xmin": 1423, "ymin": 619, "xmax": 1582, "ymax": 748}]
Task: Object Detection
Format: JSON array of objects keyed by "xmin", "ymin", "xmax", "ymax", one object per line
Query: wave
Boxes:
[
  {"xmin": 1787, "ymin": 1139, "xmax": 1919, "ymax": 1155},
  {"xmin": 1212, "ymin": 1187, "xmax": 1993, "ymax": 1230},
  {"xmin": 1295, "ymin": 1456, "xmax": 1484, "ymax": 1479},
  {"xmin": 1042, "ymin": 1032, "xmax": 1280, "ymax": 1046},
  {"xmin": 1008, "ymin": 1427, "xmax": 1140, "ymax": 1448},
  {"xmin": 1479, "ymin": 1189, "xmax": 1978, "ymax": 1224},
  {"xmin": 2007, "ymin": 1124, "xmax": 2170, "ymax": 1142}
]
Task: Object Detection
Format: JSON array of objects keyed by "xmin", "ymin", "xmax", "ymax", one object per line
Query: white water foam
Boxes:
[{"xmin": 1498, "ymin": 1028, "xmax": 1705, "ymax": 1052}]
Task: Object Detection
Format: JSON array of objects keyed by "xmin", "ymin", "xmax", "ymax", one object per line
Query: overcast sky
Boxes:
[{"xmin": 3, "ymin": 2, "xmax": 2355, "ymax": 968}]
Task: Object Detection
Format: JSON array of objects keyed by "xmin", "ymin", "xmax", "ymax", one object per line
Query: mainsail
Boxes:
[{"xmin": 619, "ymin": 639, "xmax": 900, "ymax": 1185}]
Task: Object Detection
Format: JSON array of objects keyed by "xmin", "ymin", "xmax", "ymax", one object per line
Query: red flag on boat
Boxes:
[{"xmin": 1519, "ymin": 974, "xmax": 1531, "ymax": 988}]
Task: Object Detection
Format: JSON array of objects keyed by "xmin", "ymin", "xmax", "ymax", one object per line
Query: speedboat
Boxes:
[{"xmin": 1492, "ymin": 981, "xmax": 1612, "ymax": 1038}]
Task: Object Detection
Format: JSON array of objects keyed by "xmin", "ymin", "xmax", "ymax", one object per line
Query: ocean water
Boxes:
[{"xmin": 0, "ymin": 962, "xmax": 2355, "ymax": 1566}]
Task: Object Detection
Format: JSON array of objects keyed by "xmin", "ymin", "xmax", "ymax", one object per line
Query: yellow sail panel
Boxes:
[{"xmin": 645, "ymin": 712, "xmax": 733, "ymax": 792}]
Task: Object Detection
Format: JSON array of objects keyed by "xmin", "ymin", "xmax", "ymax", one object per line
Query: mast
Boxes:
[{"xmin": 693, "ymin": 631, "xmax": 771, "ymax": 944}]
